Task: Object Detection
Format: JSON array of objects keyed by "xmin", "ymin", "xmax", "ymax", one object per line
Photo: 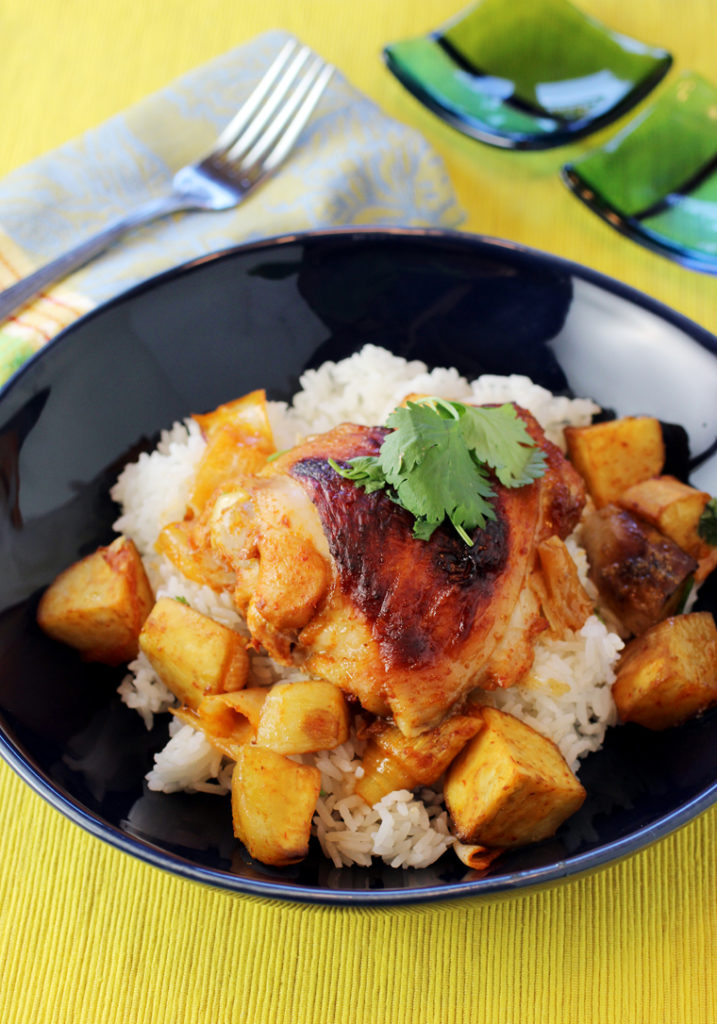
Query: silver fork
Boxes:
[{"xmin": 0, "ymin": 41, "xmax": 333, "ymax": 323}]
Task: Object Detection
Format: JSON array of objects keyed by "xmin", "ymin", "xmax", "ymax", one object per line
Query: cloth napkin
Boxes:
[{"xmin": 0, "ymin": 28, "xmax": 463, "ymax": 387}]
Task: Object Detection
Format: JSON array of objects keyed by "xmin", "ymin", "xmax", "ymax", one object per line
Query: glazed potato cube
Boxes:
[
  {"xmin": 613, "ymin": 612, "xmax": 717, "ymax": 730},
  {"xmin": 618, "ymin": 475, "xmax": 712, "ymax": 560},
  {"xmin": 355, "ymin": 712, "xmax": 483, "ymax": 807},
  {"xmin": 37, "ymin": 536, "xmax": 153, "ymax": 665},
  {"xmin": 565, "ymin": 417, "xmax": 665, "ymax": 507},
  {"xmin": 255, "ymin": 680, "xmax": 349, "ymax": 755},
  {"xmin": 139, "ymin": 597, "xmax": 248, "ymax": 709},
  {"xmin": 444, "ymin": 707, "xmax": 586, "ymax": 848},
  {"xmin": 581, "ymin": 505, "xmax": 696, "ymax": 636},
  {"xmin": 195, "ymin": 688, "xmax": 269, "ymax": 760},
  {"xmin": 231, "ymin": 745, "xmax": 321, "ymax": 866}
]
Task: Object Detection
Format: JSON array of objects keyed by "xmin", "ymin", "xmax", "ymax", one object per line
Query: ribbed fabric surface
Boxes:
[{"xmin": 1, "ymin": 2, "xmax": 716, "ymax": 1022}]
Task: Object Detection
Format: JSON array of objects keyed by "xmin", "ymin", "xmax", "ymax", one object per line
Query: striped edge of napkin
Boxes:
[{"xmin": 0, "ymin": 229, "xmax": 94, "ymax": 384}]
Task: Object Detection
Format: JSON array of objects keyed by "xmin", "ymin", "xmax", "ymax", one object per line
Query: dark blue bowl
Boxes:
[{"xmin": 1, "ymin": 228, "xmax": 715, "ymax": 905}]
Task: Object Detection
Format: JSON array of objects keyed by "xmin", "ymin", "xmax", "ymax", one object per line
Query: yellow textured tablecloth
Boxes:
[{"xmin": 1, "ymin": 1, "xmax": 715, "ymax": 1021}]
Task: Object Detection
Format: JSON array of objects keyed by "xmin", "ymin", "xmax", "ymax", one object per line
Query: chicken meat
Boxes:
[{"xmin": 188, "ymin": 407, "xmax": 586, "ymax": 737}]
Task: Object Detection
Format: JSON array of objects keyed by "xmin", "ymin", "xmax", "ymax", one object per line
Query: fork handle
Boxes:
[{"xmin": 0, "ymin": 193, "xmax": 191, "ymax": 323}]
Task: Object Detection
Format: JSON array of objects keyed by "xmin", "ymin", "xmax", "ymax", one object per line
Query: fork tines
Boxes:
[{"xmin": 212, "ymin": 40, "xmax": 333, "ymax": 176}]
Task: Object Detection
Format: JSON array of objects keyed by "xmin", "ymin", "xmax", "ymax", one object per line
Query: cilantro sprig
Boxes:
[
  {"xmin": 329, "ymin": 397, "xmax": 546, "ymax": 544},
  {"xmin": 698, "ymin": 497, "xmax": 717, "ymax": 546}
]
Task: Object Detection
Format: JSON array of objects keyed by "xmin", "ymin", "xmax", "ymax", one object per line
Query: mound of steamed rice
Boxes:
[{"xmin": 112, "ymin": 344, "xmax": 623, "ymax": 870}]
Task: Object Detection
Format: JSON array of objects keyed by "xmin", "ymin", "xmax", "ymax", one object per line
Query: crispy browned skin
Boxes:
[
  {"xmin": 290, "ymin": 428, "xmax": 513, "ymax": 670},
  {"xmin": 246, "ymin": 411, "xmax": 585, "ymax": 735}
]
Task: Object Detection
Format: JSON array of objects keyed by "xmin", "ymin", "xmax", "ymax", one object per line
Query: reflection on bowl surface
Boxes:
[{"xmin": 0, "ymin": 228, "xmax": 715, "ymax": 904}]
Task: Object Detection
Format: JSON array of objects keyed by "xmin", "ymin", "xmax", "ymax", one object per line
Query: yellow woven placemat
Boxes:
[{"xmin": 1, "ymin": 2, "xmax": 716, "ymax": 1022}]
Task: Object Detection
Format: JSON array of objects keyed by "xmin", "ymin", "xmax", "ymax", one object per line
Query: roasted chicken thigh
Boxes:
[{"xmin": 195, "ymin": 408, "xmax": 585, "ymax": 736}]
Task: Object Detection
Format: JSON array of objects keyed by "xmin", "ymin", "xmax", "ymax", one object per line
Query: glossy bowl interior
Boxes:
[{"xmin": 1, "ymin": 228, "xmax": 716, "ymax": 905}]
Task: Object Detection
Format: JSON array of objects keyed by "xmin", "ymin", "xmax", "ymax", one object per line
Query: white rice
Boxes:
[
  {"xmin": 112, "ymin": 417, "xmax": 206, "ymax": 559},
  {"xmin": 268, "ymin": 344, "xmax": 598, "ymax": 451},
  {"xmin": 311, "ymin": 738, "xmax": 455, "ymax": 868},
  {"xmin": 112, "ymin": 344, "xmax": 621, "ymax": 869},
  {"xmin": 145, "ymin": 720, "xmax": 227, "ymax": 795},
  {"xmin": 117, "ymin": 652, "xmax": 175, "ymax": 730},
  {"xmin": 485, "ymin": 615, "xmax": 622, "ymax": 769}
]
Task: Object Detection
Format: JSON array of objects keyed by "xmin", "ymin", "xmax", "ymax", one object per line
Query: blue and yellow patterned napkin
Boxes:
[{"xmin": 0, "ymin": 29, "xmax": 463, "ymax": 386}]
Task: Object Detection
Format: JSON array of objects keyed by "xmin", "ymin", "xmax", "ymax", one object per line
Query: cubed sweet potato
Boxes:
[
  {"xmin": 565, "ymin": 417, "xmax": 664, "ymax": 508},
  {"xmin": 139, "ymin": 596, "xmax": 248, "ymax": 709},
  {"xmin": 612, "ymin": 611, "xmax": 717, "ymax": 730},
  {"xmin": 443, "ymin": 707, "xmax": 586, "ymax": 848},
  {"xmin": 37, "ymin": 536, "xmax": 154, "ymax": 665},
  {"xmin": 231, "ymin": 745, "xmax": 321, "ymax": 866}
]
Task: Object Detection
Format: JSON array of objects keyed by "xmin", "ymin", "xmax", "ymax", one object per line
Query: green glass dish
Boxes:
[
  {"xmin": 383, "ymin": 0, "xmax": 671, "ymax": 149},
  {"xmin": 562, "ymin": 72, "xmax": 717, "ymax": 274}
]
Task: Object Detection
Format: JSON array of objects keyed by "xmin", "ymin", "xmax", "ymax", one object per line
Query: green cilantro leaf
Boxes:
[
  {"xmin": 327, "ymin": 455, "xmax": 388, "ymax": 494},
  {"xmin": 456, "ymin": 401, "xmax": 548, "ymax": 487},
  {"xmin": 330, "ymin": 397, "xmax": 546, "ymax": 544},
  {"xmin": 698, "ymin": 497, "xmax": 717, "ymax": 546}
]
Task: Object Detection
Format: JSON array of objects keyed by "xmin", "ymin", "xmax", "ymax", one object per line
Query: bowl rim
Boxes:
[
  {"xmin": 5, "ymin": 228, "xmax": 716, "ymax": 399},
  {"xmin": 1, "ymin": 225, "xmax": 716, "ymax": 905},
  {"xmin": 2, "ymin": 724, "xmax": 716, "ymax": 905}
]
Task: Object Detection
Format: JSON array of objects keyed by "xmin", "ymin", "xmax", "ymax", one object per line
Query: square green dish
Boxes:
[
  {"xmin": 383, "ymin": 0, "xmax": 671, "ymax": 149},
  {"xmin": 562, "ymin": 72, "xmax": 717, "ymax": 274}
]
